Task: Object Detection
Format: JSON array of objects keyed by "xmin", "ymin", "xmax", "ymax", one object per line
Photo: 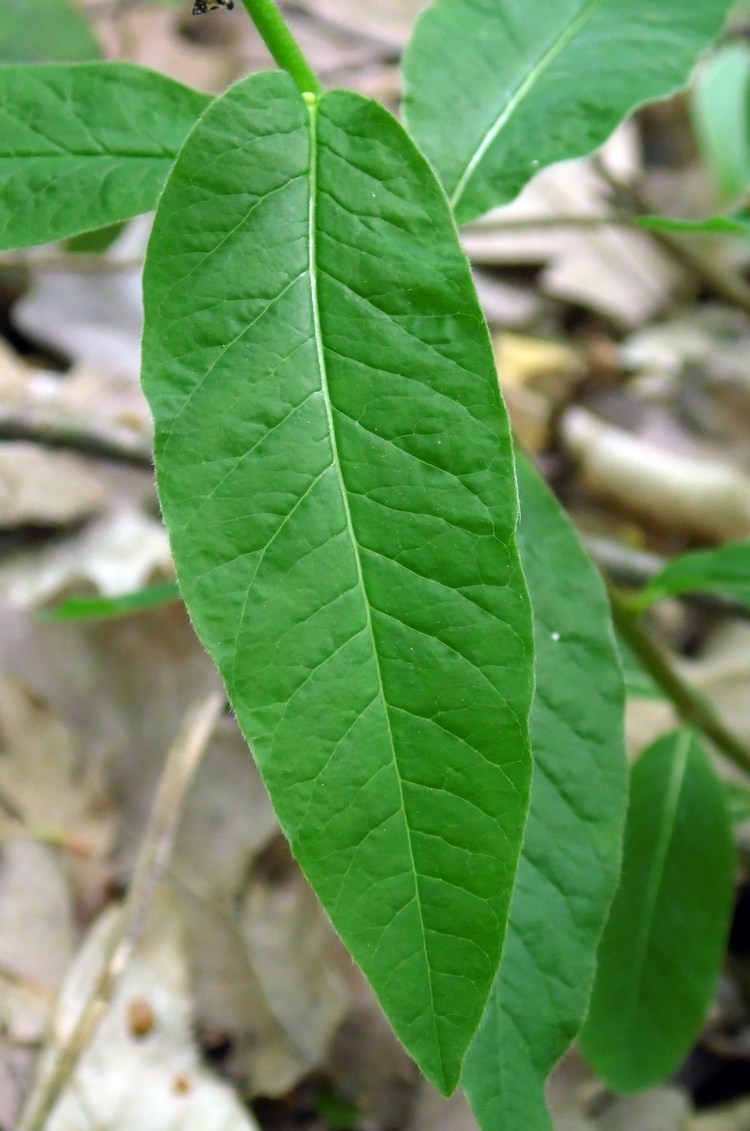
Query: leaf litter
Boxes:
[{"xmin": 2, "ymin": 0, "xmax": 750, "ymax": 1128}]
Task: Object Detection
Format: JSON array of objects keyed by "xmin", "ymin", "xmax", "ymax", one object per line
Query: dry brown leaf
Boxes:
[
  {"xmin": 495, "ymin": 332, "xmax": 584, "ymax": 453},
  {"xmin": 0, "ymin": 677, "xmax": 115, "ymax": 857}
]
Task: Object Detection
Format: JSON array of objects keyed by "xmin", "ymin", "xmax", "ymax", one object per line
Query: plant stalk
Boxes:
[
  {"xmin": 239, "ymin": 0, "xmax": 322, "ymax": 96},
  {"xmin": 608, "ymin": 582, "xmax": 750, "ymax": 778}
]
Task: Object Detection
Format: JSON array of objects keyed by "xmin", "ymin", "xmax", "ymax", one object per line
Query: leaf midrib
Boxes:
[
  {"xmin": 449, "ymin": 0, "xmax": 604, "ymax": 211},
  {"xmin": 306, "ymin": 95, "xmax": 443, "ymax": 1080}
]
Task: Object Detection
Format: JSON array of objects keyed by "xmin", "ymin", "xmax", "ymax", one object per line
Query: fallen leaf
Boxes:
[
  {"xmin": 0, "ymin": 443, "xmax": 105, "ymax": 527},
  {"xmin": 23, "ymin": 892, "xmax": 262, "ymax": 1131}
]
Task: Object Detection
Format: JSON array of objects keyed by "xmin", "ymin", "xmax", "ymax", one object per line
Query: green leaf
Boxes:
[
  {"xmin": 462, "ymin": 455, "xmax": 627, "ymax": 1131},
  {"xmin": 0, "ymin": 64, "xmax": 210, "ymax": 250},
  {"xmin": 141, "ymin": 71, "xmax": 534, "ymax": 1093},
  {"xmin": 41, "ymin": 581, "xmax": 180, "ymax": 622},
  {"xmin": 581, "ymin": 729, "xmax": 735, "ymax": 1093},
  {"xmin": 640, "ymin": 542, "xmax": 750, "ymax": 610},
  {"xmin": 0, "ymin": 0, "xmax": 100, "ymax": 64},
  {"xmin": 725, "ymin": 780, "xmax": 750, "ymax": 825},
  {"xmin": 691, "ymin": 42, "xmax": 750, "ymax": 203},
  {"xmin": 403, "ymin": 0, "xmax": 733, "ymax": 224},
  {"xmin": 617, "ymin": 638, "xmax": 665, "ymax": 701},
  {"xmin": 637, "ymin": 212, "xmax": 750, "ymax": 236},
  {"xmin": 65, "ymin": 221, "xmax": 129, "ymax": 254}
]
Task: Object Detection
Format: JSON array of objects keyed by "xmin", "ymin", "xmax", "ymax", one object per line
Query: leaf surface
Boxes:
[
  {"xmin": 692, "ymin": 42, "xmax": 750, "ymax": 204},
  {"xmin": 141, "ymin": 71, "xmax": 534, "ymax": 1093},
  {"xmin": 0, "ymin": 64, "xmax": 210, "ymax": 250},
  {"xmin": 403, "ymin": 0, "xmax": 733, "ymax": 223},
  {"xmin": 462, "ymin": 455, "xmax": 627, "ymax": 1130},
  {"xmin": 0, "ymin": 0, "xmax": 100, "ymax": 64},
  {"xmin": 640, "ymin": 542, "xmax": 750, "ymax": 610},
  {"xmin": 581, "ymin": 729, "xmax": 734, "ymax": 1092}
]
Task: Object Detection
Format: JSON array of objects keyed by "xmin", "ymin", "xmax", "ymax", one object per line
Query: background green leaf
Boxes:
[
  {"xmin": 691, "ymin": 42, "xmax": 750, "ymax": 204},
  {"xmin": 0, "ymin": 64, "xmax": 210, "ymax": 250},
  {"xmin": 41, "ymin": 581, "xmax": 181, "ymax": 622},
  {"xmin": 581, "ymin": 729, "xmax": 735, "ymax": 1093},
  {"xmin": 637, "ymin": 212, "xmax": 750, "ymax": 237},
  {"xmin": 462, "ymin": 455, "xmax": 627, "ymax": 1131},
  {"xmin": 403, "ymin": 0, "xmax": 733, "ymax": 224},
  {"xmin": 141, "ymin": 71, "xmax": 534, "ymax": 1094},
  {"xmin": 640, "ymin": 542, "xmax": 750, "ymax": 610},
  {"xmin": 0, "ymin": 0, "xmax": 100, "ymax": 64}
]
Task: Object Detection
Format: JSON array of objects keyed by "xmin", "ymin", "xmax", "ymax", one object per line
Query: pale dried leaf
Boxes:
[
  {"xmin": 462, "ymin": 145, "xmax": 681, "ymax": 328},
  {"xmin": 562, "ymin": 408, "xmax": 750, "ymax": 540},
  {"xmin": 236, "ymin": 853, "xmax": 349, "ymax": 1094},
  {"xmin": 0, "ymin": 677, "xmax": 115, "ymax": 853},
  {"xmin": 0, "ymin": 839, "xmax": 78, "ymax": 1128},
  {"xmin": 295, "ymin": 0, "xmax": 426, "ymax": 48},
  {"xmin": 12, "ymin": 220, "xmax": 149, "ymax": 378},
  {"xmin": 407, "ymin": 1081, "xmax": 479, "ymax": 1131},
  {"xmin": 0, "ymin": 443, "xmax": 105, "ymax": 527},
  {"xmin": 0, "ymin": 510, "xmax": 171, "ymax": 610},
  {"xmin": 25, "ymin": 894, "xmax": 261, "ymax": 1131},
  {"xmin": 598, "ymin": 1088, "xmax": 691, "ymax": 1131}
]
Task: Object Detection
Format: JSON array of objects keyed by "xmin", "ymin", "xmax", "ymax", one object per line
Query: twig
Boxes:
[
  {"xmin": 0, "ymin": 412, "xmax": 153, "ymax": 470},
  {"xmin": 608, "ymin": 583, "xmax": 750, "ymax": 778},
  {"xmin": 0, "ymin": 254, "xmax": 143, "ymax": 274},
  {"xmin": 584, "ymin": 535, "xmax": 750, "ymax": 622},
  {"xmin": 17, "ymin": 690, "xmax": 224, "ymax": 1131}
]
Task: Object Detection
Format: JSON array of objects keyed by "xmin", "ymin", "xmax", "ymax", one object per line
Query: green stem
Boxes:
[
  {"xmin": 238, "ymin": 0, "xmax": 322, "ymax": 96},
  {"xmin": 608, "ymin": 583, "xmax": 750, "ymax": 778}
]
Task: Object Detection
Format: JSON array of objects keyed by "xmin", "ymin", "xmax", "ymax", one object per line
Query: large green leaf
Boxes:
[
  {"xmin": 0, "ymin": 0, "xmax": 100, "ymax": 64},
  {"xmin": 0, "ymin": 64, "xmax": 210, "ymax": 250},
  {"xmin": 403, "ymin": 0, "xmax": 733, "ymax": 224},
  {"xmin": 581, "ymin": 729, "xmax": 735, "ymax": 1092},
  {"xmin": 462, "ymin": 455, "xmax": 627, "ymax": 1131},
  {"xmin": 141, "ymin": 70, "xmax": 534, "ymax": 1093},
  {"xmin": 640, "ymin": 542, "xmax": 750, "ymax": 611}
]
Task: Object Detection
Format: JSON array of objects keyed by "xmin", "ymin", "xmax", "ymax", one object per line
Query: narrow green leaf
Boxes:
[
  {"xmin": 41, "ymin": 581, "xmax": 180, "ymax": 622},
  {"xmin": 581, "ymin": 729, "xmax": 735, "ymax": 1093},
  {"xmin": 462, "ymin": 455, "xmax": 627, "ymax": 1131},
  {"xmin": 0, "ymin": 64, "xmax": 210, "ymax": 250},
  {"xmin": 637, "ymin": 213, "xmax": 750, "ymax": 236},
  {"xmin": 640, "ymin": 542, "xmax": 750, "ymax": 610},
  {"xmin": 0, "ymin": 0, "xmax": 100, "ymax": 64},
  {"xmin": 403, "ymin": 0, "xmax": 733, "ymax": 224},
  {"xmin": 725, "ymin": 781, "xmax": 750, "ymax": 826},
  {"xmin": 141, "ymin": 71, "xmax": 534, "ymax": 1093},
  {"xmin": 692, "ymin": 42, "xmax": 750, "ymax": 203}
]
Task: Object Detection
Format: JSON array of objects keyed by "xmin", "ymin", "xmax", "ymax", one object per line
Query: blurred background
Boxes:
[{"xmin": 2, "ymin": 2, "xmax": 750, "ymax": 1129}]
